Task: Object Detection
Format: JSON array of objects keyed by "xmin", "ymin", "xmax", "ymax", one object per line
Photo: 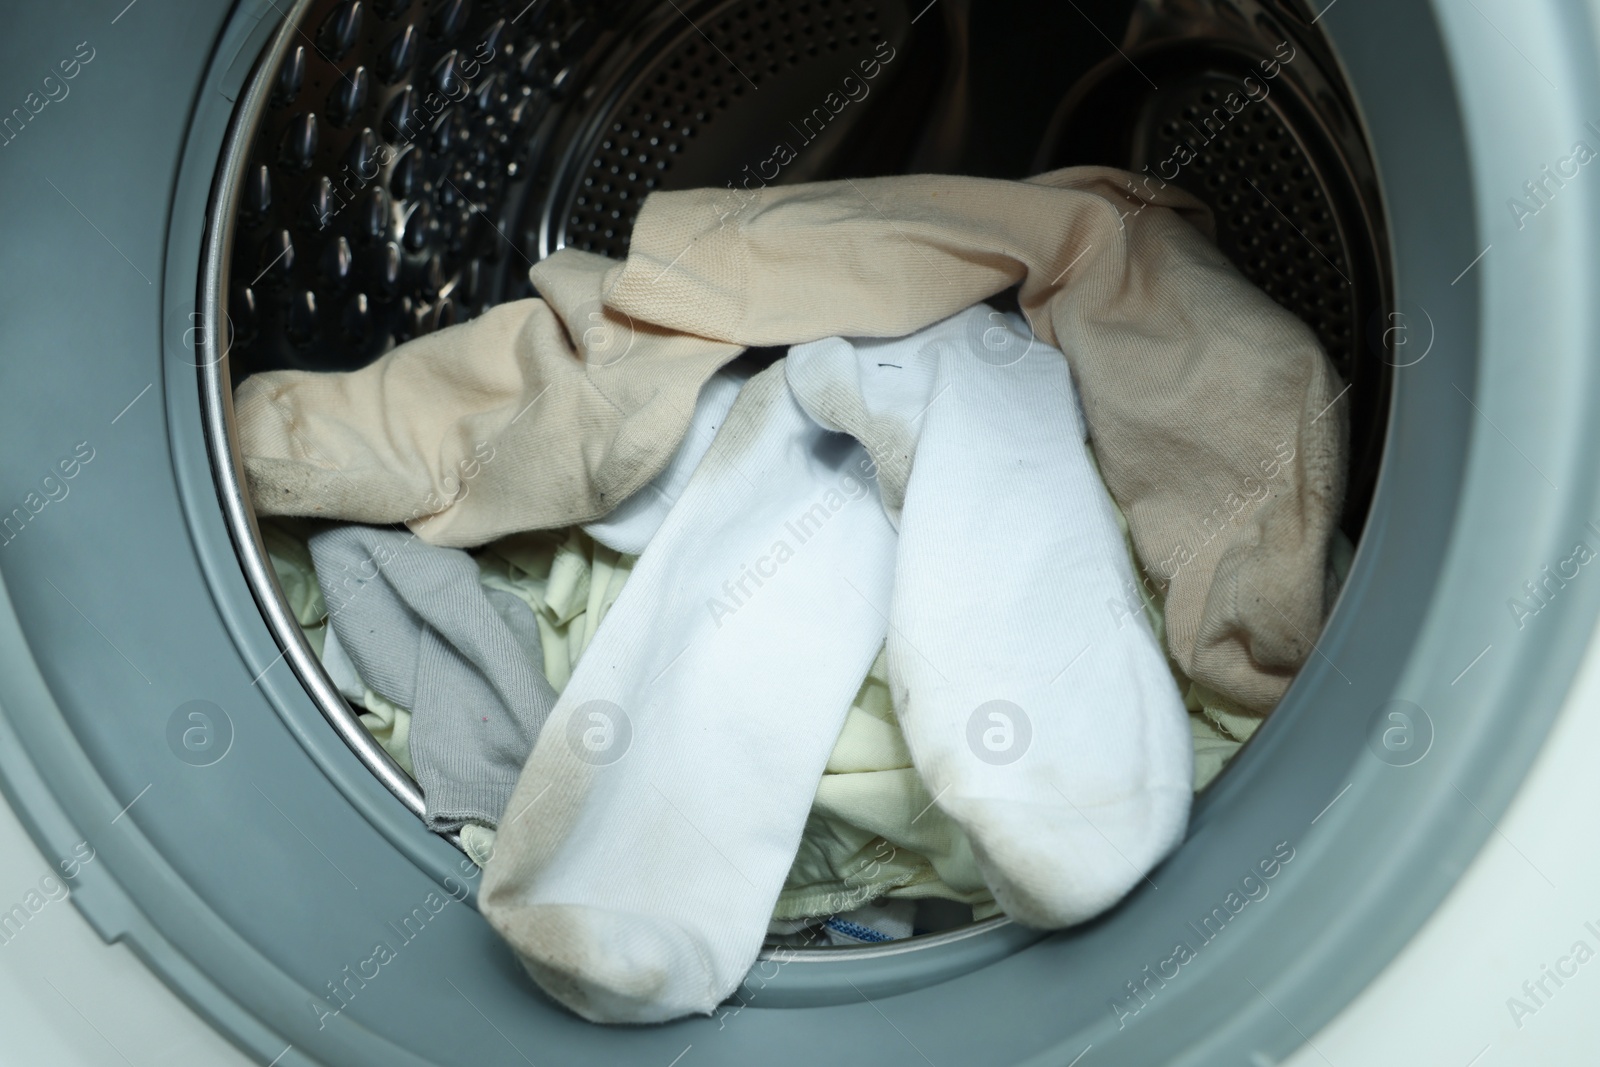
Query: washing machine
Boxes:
[{"xmin": 2, "ymin": 0, "xmax": 1600, "ymax": 1063}]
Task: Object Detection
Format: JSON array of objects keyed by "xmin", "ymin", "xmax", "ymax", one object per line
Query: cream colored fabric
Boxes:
[
  {"xmin": 476, "ymin": 529, "xmax": 635, "ymax": 693},
  {"xmin": 239, "ymin": 165, "xmax": 1343, "ymax": 714},
  {"xmin": 236, "ymin": 256, "xmax": 744, "ymax": 547},
  {"xmin": 774, "ymin": 646, "xmax": 998, "ymax": 921}
]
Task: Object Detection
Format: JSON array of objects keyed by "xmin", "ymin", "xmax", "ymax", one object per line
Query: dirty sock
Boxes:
[
  {"xmin": 479, "ymin": 362, "xmax": 898, "ymax": 1024},
  {"xmin": 309, "ymin": 526, "xmax": 559, "ymax": 831},
  {"xmin": 790, "ymin": 306, "xmax": 1193, "ymax": 928}
]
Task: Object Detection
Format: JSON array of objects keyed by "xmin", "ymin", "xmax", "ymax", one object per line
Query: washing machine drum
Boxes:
[{"xmin": 2, "ymin": 0, "xmax": 1596, "ymax": 1063}]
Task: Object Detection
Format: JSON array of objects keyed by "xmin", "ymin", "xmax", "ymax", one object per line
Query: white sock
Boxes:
[
  {"xmin": 581, "ymin": 367, "xmax": 747, "ymax": 555},
  {"xmin": 480, "ymin": 362, "xmax": 897, "ymax": 1023},
  {"xmin": 789, "ymin": 306, "xmax": 1192, "ymax": 929}
]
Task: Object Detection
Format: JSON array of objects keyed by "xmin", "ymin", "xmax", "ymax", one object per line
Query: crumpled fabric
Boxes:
[
  {"xmin": 309, "ymin": 525, "xmax": 558, "ymax": 832},
  {"xmin": 238, "ymin": 165, "xmax": 1346, "ymax": 713},
  {"xmin": 262, "ymin": 486, "xmax": 1350, "ymax": 921}
]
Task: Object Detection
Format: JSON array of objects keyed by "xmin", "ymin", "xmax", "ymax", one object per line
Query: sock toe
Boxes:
[
  {"xmin": 948, "ymin": 783, "xmax": 1192, "ymax": 928},
  {"xmin": 497, "ymin": 903, "xmax": 727, "ymax": 1024}
]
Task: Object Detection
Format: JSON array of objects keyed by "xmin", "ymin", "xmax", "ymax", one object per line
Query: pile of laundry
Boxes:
[{"xmin": 238, "ymin": 166, "xmax": 1350, "ymax": 1024}]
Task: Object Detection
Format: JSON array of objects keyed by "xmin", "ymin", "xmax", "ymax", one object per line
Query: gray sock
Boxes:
[{"xmin": 309, "ymin": 525, "xmax": 557, "ymax": 831}]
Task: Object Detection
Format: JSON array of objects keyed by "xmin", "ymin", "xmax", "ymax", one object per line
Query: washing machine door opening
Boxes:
[
  {"xmin": 5, "ymin": 0, "xmax": 1598, "ymax": 1059},
  {"xmin": 200, "ymin": 0, "xmax": 1391, "ymax": 986}
]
